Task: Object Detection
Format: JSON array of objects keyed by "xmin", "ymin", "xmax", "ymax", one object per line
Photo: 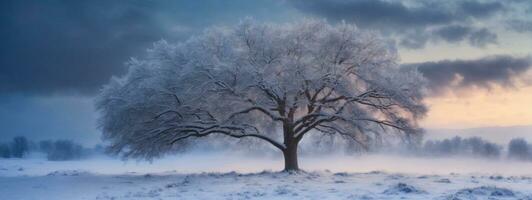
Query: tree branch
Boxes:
[{"xmin": 168, "ymin": 125, "xmax": 286, "ymax": 150}]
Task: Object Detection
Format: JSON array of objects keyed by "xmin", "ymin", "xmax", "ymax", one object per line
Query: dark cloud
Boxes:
[
  {"xmin": 400, "ymin": 31, "xmax": 430, "ymax": 49},
  {"xmin": 290, "ymin": 0, "xmax": 453, "ymax": 31},
  {"xmin": 468, "ymin": 28, "xmax": 498, "ymax": 48},
  {"xmin": 506, "ymin": 19, "xmax": 532, "ymax": 33},
  {"xmin": 0, "ymin": 0, "xmax": 526, "ymax": 96},
  {"xmin": 290, "ymin": 0, "xmax": 505, "ymax": 29},
  {"xmin": 422, "ymin": 25, "xmax": 498, "ymax": 48},
  {"xmin": 410, "ymin": 55, "xmax": 532, "ymax": 95},
  {"xmin": 459, "ymin": 1, "xmax": 505, "ymax": 18},
  {"xmin": 289, "ymin": 0, "xmax": 507, "ymax": 48},
  {"xmin": 434, "ymin": 25, "xmax": 472, "ymax": 43},
  {"xmin": 0, "ymin": 0, "xmax": 166, "ymax": 95},
  {"xmin": 0, "ymin": 0, "xmax": 293, "ymax": 96}
]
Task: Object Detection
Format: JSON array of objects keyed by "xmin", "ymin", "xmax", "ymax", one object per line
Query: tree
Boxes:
[
  {"xmin": 47, "ymin": 140, "xmax": 84, "ymax": 161},
  {"xmin": 0, "ymin": 143, "xmax": 11, "ymax": 158},
  {"xmin": 508, "ymin": 138, "xmax": 530, "ymax": 160},
  {"xmin": 481, "ymin": 143, "xmax": 501, "ymax": 158},
  {"xmin": 97, "ymin": 19, "xmax": 427, "ymax": 171},
  {"xmin": 39, "ymin": 140, "xmax": 85, "ymax": 161},
  {"xmin": 421, "ymin": 136, "xmax": 501, "ymax": 158},
  {"xmin": 11, "ymin": 136, "xmax": 29, "ymax": 158},
  {"xmin": 39, "ymin": 140, "xmax": 54, "ymax": 154}
]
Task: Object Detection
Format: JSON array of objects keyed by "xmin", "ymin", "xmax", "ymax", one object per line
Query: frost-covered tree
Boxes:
[{"xmin": 97, "ymin": 19, "xmax": 427, "ymax": 171}]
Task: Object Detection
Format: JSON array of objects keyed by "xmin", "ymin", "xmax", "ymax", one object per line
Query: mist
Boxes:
[
  {"xmin": 3, "ymin": 149, "xmax": 532, "ymax": 177},
  {"xmin": 3, "ymin": 134, "xmax": 532, "ymax": 176}
]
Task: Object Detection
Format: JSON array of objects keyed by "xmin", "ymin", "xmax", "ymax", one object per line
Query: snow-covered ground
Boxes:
[{"xmin": 1, "ymin": 153, "xmax": 532, "ymax": 199}]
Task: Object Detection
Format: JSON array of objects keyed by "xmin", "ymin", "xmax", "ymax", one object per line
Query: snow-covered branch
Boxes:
[{"xmin": 96, "ymin": 19, "xmax": 427, "ymax": 166}]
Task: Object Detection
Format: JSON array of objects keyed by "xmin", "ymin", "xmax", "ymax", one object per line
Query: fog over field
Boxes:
[
  {"xmin": 2, "ymin": 151, "xmax": 532, "ymax": 199},
  {"xmin": 425, "ymin": 126, "xmax": 532, "ymax": 145},
  {"xmin": 4, "ymin": 152, "xmax": 532, "ymax": 176}
]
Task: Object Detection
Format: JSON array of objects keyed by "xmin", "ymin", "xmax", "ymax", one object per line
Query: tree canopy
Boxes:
[{"xmin": 96, "ymin": 19, "xmax": 427, "ymax": 170}]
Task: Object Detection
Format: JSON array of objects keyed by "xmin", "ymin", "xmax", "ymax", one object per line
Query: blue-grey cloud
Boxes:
[
  {"xmin": 459, "ymin": 1, "xmax": 505, "ymax": 18},
  {"xmin": 399, "ymin": 31, "xmax": 430, "ymax": 49},
  {"xmin": 409, "ymin": 55, "xmax": 532, "ymax": 95},
  {"xmin": 468, "ymin": 28, "xmax": 498, "ymax": 48},
  {"xmin": 291, "ymin": 0, "xmax": 450, "ymax": 31},
  {"xmin": 507, "ymin": 19, "xmax": 532, "ymax": 33},
  {"xmin": 0, "ymin": 0, "xmax": 294, "ymax": 96},
  {"xmin": 434, "ymin": 25, "xmax": 472, "ymax": 43},
  {"xmin": 290, "ymin": 0, "xmax": 505, "ymax": 30},
  {"xmin": 0, "ymin": 0, "xmax": 525, "ymax": 96},
  {"xmin": 289, "ymin": 0, "xmax": 507, "ymax": 49},
  {"xmin": 0, "ymin": 0, "xmax": 167, "ymax": 95}
]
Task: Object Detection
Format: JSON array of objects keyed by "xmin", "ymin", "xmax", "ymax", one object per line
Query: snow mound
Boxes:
[
  {"xmin": 489, "ymin": 175, "xmax": 505, "ymax": 180},
  {"xmin": 446, "ymin": 186, "xmax": 516, "ymax": 199},
  {"xmin": 46, "ymin": 170, "xmax": 91, "ymax": 176},
  {"xmin": 382, "ymin": 182, "xmax": 427, "ymax": 195},
  {"xmin": 435, "ymin": 178, "xmax": 452, "ymax": 183},
  {"xmin": 333, "ymin": 172, "xmax": 350, "ymax": 177}
]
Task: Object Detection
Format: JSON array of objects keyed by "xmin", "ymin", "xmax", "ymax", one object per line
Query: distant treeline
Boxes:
[
  {"xmin": 415, "ymin": 136, "xmax": 532, "ymax": 161},
  {"xmin": 422, "ymin": 137, "xmax": 501, "ymax": 158},
  {"xmin": 0, "ymin": 136, "xmax": 101, "ymax": 161},
  {"xmin": 1, "ymin": 136, "xmax": 531, "ymax": 162}
]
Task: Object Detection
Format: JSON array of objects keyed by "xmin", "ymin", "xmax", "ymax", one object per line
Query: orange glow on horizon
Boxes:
[{"xmin": 421, "ymin": 84, "xmax": 532, "ymax": 129}]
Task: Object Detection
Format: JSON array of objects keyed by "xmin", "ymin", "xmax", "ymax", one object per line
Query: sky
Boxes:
[{"xmin": 1, "ymin": 0, "xmax": 531, "ymax": 146}]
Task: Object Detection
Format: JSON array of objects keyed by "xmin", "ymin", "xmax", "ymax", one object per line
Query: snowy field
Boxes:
[{"xmin": 1, "ymin": 153, "xmax": 532, "ymax": 200}]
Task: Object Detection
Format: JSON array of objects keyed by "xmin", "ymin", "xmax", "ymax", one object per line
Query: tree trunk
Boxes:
[
  {"xmin": 282, "ymin": 142, "xmax": 299, "ymax": 171},
  {"xmin": 281, "ymin": 108, "xmax": 299, "ymax": 171}
]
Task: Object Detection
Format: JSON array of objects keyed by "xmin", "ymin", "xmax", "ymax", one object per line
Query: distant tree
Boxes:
[
  {"xmin": 508, "ymin": 138, "xmax": 530, "ymax": 160},
  {"xmin": 422, "ymin": 136, "xmax": 501, "ymax": 158},
  {"xmin": 0, "ymin": 143, "xmax": 11, "ymax": 158},
  {"xmin": 450, "ymin": 136, "xmax": 462, "ymax": 154},
  {"xmin": 423, "ymin": 140, "xmax": 435, "ymax": 153},
  {"xmin": 438, "ymin": 139, "xmax": 453, "ymax": 155},
  {"xmin": 39, "ymin": 140, "xmax": 54, "ymax": 154},
  {"xmin": 11, "ymin": 136, "xmax": 29, "ymax": 158},
  {"xmin": 481, "ymin": 143, "xmax": 501, "ymax": 158},
  {"xmin": 97, "ymin": 19, "xmax": 427, "ymax": 171},
  {"xmin": 27, "ymin": 140, "xmax": 38, "ymax": 152},
  {"xmin": 466, "ymin": 137, "xmax": 483, "ymax": 154},
  {"xmin": 46, "ymin": 140, "xmax": 84, "ymax": 161}
]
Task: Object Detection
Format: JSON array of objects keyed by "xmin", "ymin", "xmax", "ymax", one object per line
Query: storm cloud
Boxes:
[
  {"xmin": 0, "ymin": 0, "xmax": 294, "ymax": 96},
  {"xmin": 289, "ymin": 0, "xmax": 506, "ymax": 49},
  {"xmin": 0, "ymin": 1, "xmax": 168, "ymax": 95},
  {"xmin": 434, "ymin": 25, "xmax": 472, "ymax": 43},
  {"xmin": 411, "ymin": 55, "xmax": 532, "ymax": 95},
  {"xmin": 290, "ymin": 0, "xmax": 505, "ymax": 28},
  {"xmin": 291, "ymin": 0, "xmax": 454, "ymax": 30},
  {"xmin": 1, "ymin": 0, "xmax": 529, "ymax": 96},
  {"xmin": 507, "ymin": 19, "xmax": 532, "ymax": 33}
]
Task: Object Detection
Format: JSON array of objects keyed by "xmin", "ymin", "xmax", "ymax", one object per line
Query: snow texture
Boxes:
[{"xmin": 1, "ymin": 155, "xmax": 532, "ymax": 200}]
